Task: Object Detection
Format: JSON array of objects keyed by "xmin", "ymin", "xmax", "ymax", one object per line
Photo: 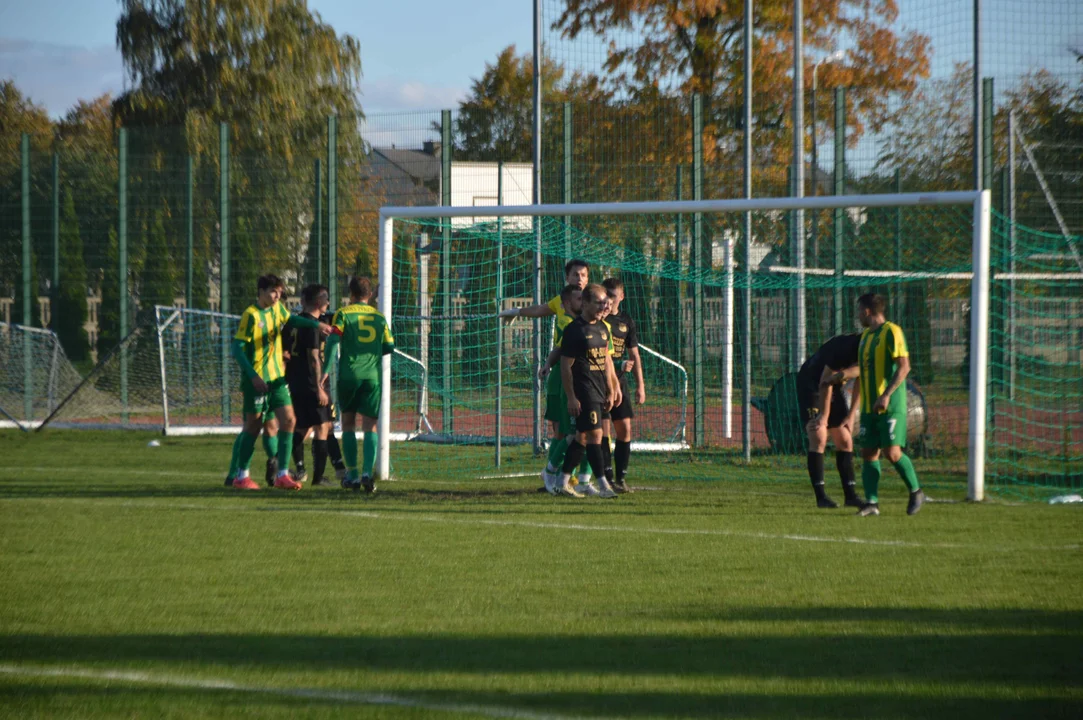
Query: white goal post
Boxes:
[{"xmin": 378, "ymin": 190, "xmax": 993, "ymax": 500}]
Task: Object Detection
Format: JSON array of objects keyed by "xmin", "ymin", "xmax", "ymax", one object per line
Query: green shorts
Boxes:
[
  {"xmin": 545, "ymin": 390, "xmax": 575, "ymax": 436},
  {"xmin": 859, "ymin": 410, "xmax": 908, "ymax": 450},
  {"xmin": 339, "ymin": 374, "xmax": 381, "ymax": 418},
  {"xmin": 242, "ymin": 377, "xmax": 292, "ymax": 417}
]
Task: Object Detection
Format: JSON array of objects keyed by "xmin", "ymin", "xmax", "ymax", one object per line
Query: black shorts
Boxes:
[
  {"xmin": 610, "ymin": 376, "xmax": 635, "ymax": 421},
  {"xmin": 797, "ymin": 377, "xmax": 850, "ymax": 429},
  {"xmin": 575, "ymin": 401, "xmax": 607, "ymax": 433},
  {"xmin": 291, "ymin": 387, "xmax": 333, "ymax": 429}
]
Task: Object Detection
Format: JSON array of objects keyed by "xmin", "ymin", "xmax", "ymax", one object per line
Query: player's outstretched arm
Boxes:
[{"xmin": 498, "ymin": 304, "xmax": 556, "ymax": 323}]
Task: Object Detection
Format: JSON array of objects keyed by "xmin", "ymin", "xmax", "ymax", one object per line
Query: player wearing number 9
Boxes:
[{"xmin": 324, "ymin": 276, "xmax": 395, "ymax": 493}]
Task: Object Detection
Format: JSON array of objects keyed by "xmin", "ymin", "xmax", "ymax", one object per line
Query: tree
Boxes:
[
  {"xmin": 114, "ymin": 0, "xmax": 366, "ymax": 304},
  {"xmin": 98, "ymin": 227, "xmax": 123, "ymax": 354},
  {"xmin": 140, "ymin": 211, "xmax": 177, "ymax": 310},
  {"xmin": 52, "ymin": 188, "xmax": 91, "ymax": 362},
  {"xmin": 555, "ymin": 0, "xmax": 930, "ymax": 155}
]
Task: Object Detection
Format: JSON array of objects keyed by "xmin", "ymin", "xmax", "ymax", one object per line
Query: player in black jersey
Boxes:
[
  {"xmin": 557, "ymin": 284, "xmax": 621, "ymax": 498},
  {"xmin": 282, "ymin": 285, "xmax": 334, "ymax": 486},
  {"xmin": 797, "ymin": 333, "xmax": 864, "ymax": 508},
  {"xmin": 602, "ymin": 278, "xmax": 645, "ymax": 493}
]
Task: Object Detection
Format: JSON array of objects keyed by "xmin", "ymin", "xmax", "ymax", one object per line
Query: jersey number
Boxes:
[
  {"xmin": 356, "ymin": 315, "xmax": 377, "ymax": 343},
  {"xmin": 589, "ymin": 411, "xmax": 598, "ymax": 425},
  {"xmin": 887, "ymin": 418, "xmax": 897, "ymax": 439}
]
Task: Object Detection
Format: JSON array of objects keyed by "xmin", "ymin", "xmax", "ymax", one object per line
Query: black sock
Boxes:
[
  {"xmin": 601, "ymin": 438, "xmax": 614, "ymax": 483},
  {"xmin": 327, "ymin": 432, "xmax": 345, "ymax": 470},
  {"xmin": 836, "ymin": 451, "xmax": 858, "ymax": 499},
  {"xmin": 313, "ymin": 439, "xmax": 329, "ymax": 482},
  {"xmin": 293, "ymin": 431, "xmax": 306, "ymax": 467},
  {"xmin": 585, "ymin": 443, "xmax": 606, "ymax": 482},
  {"xmin": 807, "ymin": 451, "xmax": 826, "ymax": 499},
  {"xmin": 562, "ymin": 441, "xmax": 585, "ymax": 474},
  {"xmin": 614, "ymin": 440, "xmax": 631, "ymax": 483}
]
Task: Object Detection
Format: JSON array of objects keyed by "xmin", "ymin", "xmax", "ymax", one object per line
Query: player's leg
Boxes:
[
  {"xmin": 270, "ymin": 381, "xmax": 300, "ymax": 490},
  {"xmin": 857, "ymin": 415, "xmax": 883, "ymax": 515},
  {"xmin": 340, "ymin": 409, "xmax": 360, "ymax": 489},
  {"xmin": 882, "ymin": 410, "xmax": 924, "ymax": 514},
  {"xmin": 311, "ymin": 420, "xmax": 331, "ymax": 486},
  {"xmin": 799, "ymin": 384, "xmax": 835, "ymax": 508},
  {"xmin": 225, "ymin": 431, "xmax": 244, "ymax": 485},
  {"xmin": 610, "ymin": 377, "xmax": 634, "ymax": 493},
  {"xmin": 292, "ymin": 425, "xmax": 313, "ymax": 482},
  {"xmin": 326, "ymin": 428, "xmax": 347, "ymax": 479},
  {"xmin": 828, "ymin": 425, "xmax": 862, "ymax": 507},
  {"xmin": 558, "ymin": 408, "xmax": 606, "ymax": 498},
  {"xmin": 359, "ymin": 413, "xmax": 379, "ymax": 492},
  {"xmin": 262, "ymin": 413, "xmax": 279, "ymax": 486},
  {"xmin": 231, "ymin": 385, "xmax": 267, "ymax": 489}
]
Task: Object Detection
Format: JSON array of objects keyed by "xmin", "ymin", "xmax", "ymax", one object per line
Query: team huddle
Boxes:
[
  {"xmin": 221, "ymin": 268, "xmax": 923, "ymax": 515},
  {"xmin": 223, "ymin": 274, "xmax": 393, "ymax": 492}
]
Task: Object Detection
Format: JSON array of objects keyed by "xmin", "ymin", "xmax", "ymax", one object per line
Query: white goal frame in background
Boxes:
[{"xmin": 378, "ymin": 191, "xmax": 993, "ymax": 500}]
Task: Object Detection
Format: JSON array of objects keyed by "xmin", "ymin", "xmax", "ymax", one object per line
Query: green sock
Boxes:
[
  {"xmin": 262, "ymin": 432, "xmax": 278, "ymax": 461},
  {"xmin": 227, "ymin": 432, "xmax": 244, "ymax": 477},
  {"xmin": 238, "ymin": 431, "xmax": 258, "ymax": 471},
  {"xmin": 342, "ymin": 430, "xmax": 359, "ymax": 474},
  {"xmin": 578, "ymin": 453, "xmax": 591, "ymax": 475},
  {"xmin": 862, "ymin": 460, "xmax": 882, "ymax": 504},
  {"xmin": 276, "ymin": 430, "xmax": 292, "ymax": 475},
  {"xmin": 893, "ymin": 454, "xmax": 921, "ymax": 492},
  {"xmin": 546, "ymin": 437, "xmax": 568, "ymax": 471},
  {"xmin": 362, "ymin": 432, "xmax": 378, "ymax": 477}
]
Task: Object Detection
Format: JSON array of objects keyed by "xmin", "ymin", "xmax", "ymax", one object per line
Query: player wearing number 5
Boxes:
[
  {"xmin": 324, "ymin": 276, "xmax": 395, "ymax": 493},
  {"xmin": 854, "ymin": 293, "xmax": 925, "ymax": 516}
]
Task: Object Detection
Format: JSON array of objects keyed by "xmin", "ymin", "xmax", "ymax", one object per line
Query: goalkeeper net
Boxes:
[{"xmin": 0, "ymin": 323, "xmax": 86, "ymax": 429}]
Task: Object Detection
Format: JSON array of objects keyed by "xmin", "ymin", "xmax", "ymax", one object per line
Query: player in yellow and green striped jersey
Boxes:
[
  {"xmin": 854, "ymin": 293, "xmax": 925, "ymax": 516},
  {"xmin": 226, "ymin": 274, "xmax": 331, "ymax": 491},
  {"xmin": 324, "ymin": 276, "xmax": 395, "ymax": 493}
]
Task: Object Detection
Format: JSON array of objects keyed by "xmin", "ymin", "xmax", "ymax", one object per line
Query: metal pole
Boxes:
[
  {"xmin": 1008, "ymin": 111, "xmax": 1017, "ymax": 401},
  {"xmin": 218, "ymin": 122, "xmax": 229, "ymax": 423},
  {"xmin": 532, "ymin": 0, "xmax": 544, "ymax": 454},
  {"xmin": 675, "ymin": 164, "xmax": 684, "ymax": 368},
  {"xmin": 314, "ymin": 157, "xmax": 323, "ymax": 285},
  {"xmin": 440, "ymin": 109, "xmax": 453, "ymax": 436},
  {"xmin": 810, "ymin": 64, "xmax": 818, "ymax": 268},
  {"xmin": 21, "ymin": 135, "xmax": 32, "ymax": 422},
  {"xmin": 793, "ymin": 0, "xmax": 807, "ymax": 367},
  {"xmin": 973, "ymin": 0, "xmax": 982, "ymax": 191},
  {"xmin": 51, "ymin": 153, "xmax": 59, "ymax": 317},
  {"xmin": 983, "ymin": 77, "xmax": 994, "ymax": 193},
  {"xmin": 327, "ymin": 116, "xmax": 338, "ymax": 306},
  {"xmin": 185, "ymin": 154, "xmax": 194, "ymax": 406},
  {"xmin": 563, "ymin": 102, "xmax": 572, "ymax": 260},
  {"xmin": 691, "ymin": 94, "xmax": 705, "ymax": 447},
  {"xmin": 742, "ymin": 0, "xmax": 753, "ymax": 461},
  {"xmin": 118, "ymin": 128, "xmax": 129, "ymax": 424},
  {"xmin": 833, "ymin": 88, "xmax": 845, "ymax": 335},
  {"xmin": 377, "ymin": 216, "xmax": 393, "ymax": 480},
  {"xmin": 967, "ymin": 190, "xmax": 991, "ymax": 501},
  {"xmin": 496, "ymin": 161, "xmax": 504, "ymax": 467},
  {"xmin": 895, "ymin": 169, "xmax": 902, "ymax": 317}
]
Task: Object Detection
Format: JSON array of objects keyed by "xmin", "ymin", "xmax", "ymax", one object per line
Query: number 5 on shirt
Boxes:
[{"xmin": 357, "ymin": 315, "xmax": 377, "ymax": 343}]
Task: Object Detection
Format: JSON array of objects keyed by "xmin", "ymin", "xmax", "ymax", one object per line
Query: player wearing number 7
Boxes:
[
  {"xmin": 323, "ymin": 276, "xmax": 395, "ymax": 493},
  {"xmin": 854, "ymin": 293, "xmax": 925, "ymax": 516}
]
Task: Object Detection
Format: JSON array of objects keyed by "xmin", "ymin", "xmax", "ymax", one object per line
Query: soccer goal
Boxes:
[
  {"xmin": 377, "ymin": 191, "xmax": 1002, "ymax": 499},
  {"xmin": 0, "ymin": 322, "xmax": 86, "ymax": 429}
]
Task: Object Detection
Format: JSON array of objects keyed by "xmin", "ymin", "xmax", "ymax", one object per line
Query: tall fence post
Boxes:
[
  {"xmin": 51, "ymin": 153, "xmax": 59, "ymax": 319},
  {"xmin": 327, "ymin": 116, "xmax": 337, "ymax": 305},
  {"xmin": 495, "ymin": 160, "xmax": 504, "ymax": 467},
  {"xmin": 314, "ymin": 157, "xmax": 323, "ymax": 285},
  {"xmin": 894, "ymin": 169, "xmax": 903, "ymax": 317},
  {"xmin": 832, "ymin": 88, "xmax": 846, "ymax": 335},
  {"xmin": 118, "ymin": 128, "xmax": 129, "ymax": 424},
  {"xmin": 440, "ymin": 109, "xmax": 453, "ymax": 435},
  {"xmin": 185, "ymin": 154, "xmax": 194, "ymax": 406},
  {"xmin": 691, "ymin": 94, "xmax": 705, "ymax": 447},
  {"xmin": 675, "ymin": 164, "xmax": 684, "ymax": 368},
  {"xmin": 742, "ymin": 0, "xmax": 754, "ymax": 461},
  {"xmin": 21, "ymin": 135, "xmax": 32, "ymax": 421},
  {"xmin": 563, "ymin": 102, "xmax": 572, "ymax": 260},
  {"xmin": 218, "ymin": 122, "xmax": 229, "ymax": 423}
]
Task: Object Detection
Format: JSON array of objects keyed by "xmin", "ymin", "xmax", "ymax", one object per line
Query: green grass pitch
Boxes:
[{"xmin": 0, "ymin": 430, "xmax": 1080, "ymax": 718}]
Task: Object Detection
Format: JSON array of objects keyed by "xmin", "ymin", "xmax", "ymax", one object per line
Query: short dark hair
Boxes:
[
  {"xmin": 349, "ymin": 276, "xmax": 374, "ymax": 301},
  {"xmin": 564, "ymin": 259, "xmax": 589, "ymax": 277},
  {"xmin": 560, "ymin": 284, "xmax": 581, "ymax": 303},
  {"xmin": 857, "ymin": 293, "xmax": 886, "ymax": 315},
  {"xmin": 257, "ymin": 274, "xmax": 283, "ymax": 292},
  {"xmin": 302, "ymin": 284, "xmax": 329, "ymax": 308},
  {"xmin": 602, "ymin": 277, "xmax": 624, "ymax": 294},
  {"xmin": 582, "ymin": 283, "xmax": 607, "ymax": 304}
]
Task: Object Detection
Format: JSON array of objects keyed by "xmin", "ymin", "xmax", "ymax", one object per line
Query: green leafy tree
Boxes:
[
  {"xmin": 52, "ymin": 189, "xmax": 90, "ymax": 361},
  {"xmin": 97, "ymin": 227, "xmax": 123, "ymax": 354},
  {"xmin": 140, "ymin": 211, "xmax": 177, "ymax": 310}
]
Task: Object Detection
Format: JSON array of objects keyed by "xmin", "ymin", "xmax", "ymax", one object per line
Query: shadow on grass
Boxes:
[{"xmin": 1, "ymin": 681, "xmax": 1079, "ymax": 719}]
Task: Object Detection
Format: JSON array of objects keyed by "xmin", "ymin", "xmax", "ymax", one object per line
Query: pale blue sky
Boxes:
[{"xmin": 0, "ymin": 0, "xmax": 533, "ymax": 117}]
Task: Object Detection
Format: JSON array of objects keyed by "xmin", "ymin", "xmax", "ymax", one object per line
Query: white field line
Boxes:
[
  {"xmin": 0, "ymin": 664, "xmax": 580, "ymax": 720},
  {"xmin": 2, "ymin": 495, "xmax": 1077, "ymax": 553}
]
